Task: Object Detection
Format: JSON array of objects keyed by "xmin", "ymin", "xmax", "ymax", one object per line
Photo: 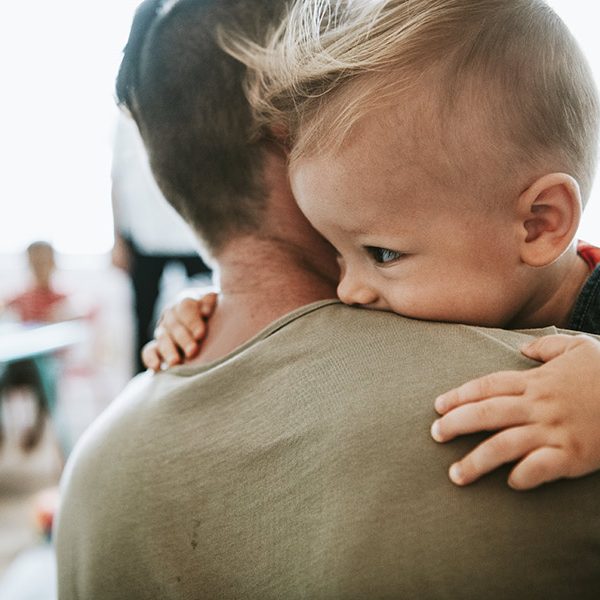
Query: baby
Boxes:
[{"xmin": 144, "ymin": 0, "xmax": 600, "ymax": 490}]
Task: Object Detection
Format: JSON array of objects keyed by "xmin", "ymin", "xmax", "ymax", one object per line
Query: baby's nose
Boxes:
[{"xmin": 337, "ymin": 274, "xmax": 379, "ymax": 306}]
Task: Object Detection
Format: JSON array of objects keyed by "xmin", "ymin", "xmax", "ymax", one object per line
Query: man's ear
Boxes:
[{"xmin": 517, "ymin": 173, "xmax": 582, "ymax": 267}]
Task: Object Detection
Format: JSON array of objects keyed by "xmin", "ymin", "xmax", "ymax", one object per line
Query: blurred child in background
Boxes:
[{"xmin": 0, "ymin": 241, "xmax": 71, "ymax": 451}]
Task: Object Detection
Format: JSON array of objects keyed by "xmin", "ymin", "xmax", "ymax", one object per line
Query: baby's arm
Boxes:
[
  {"xmin": 431, "ymin": 334, "xmax": 600, "ymax": 490},
  {"xmin": 142, "ymin": 292, "xmax": 217, "ymax": 371}
]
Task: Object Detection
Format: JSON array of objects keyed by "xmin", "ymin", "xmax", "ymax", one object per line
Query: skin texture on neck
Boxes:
[
  {"xmin": 188, "ymin": 148, "xmax": 339, "ymax": 365},
  {"xmin": 192, "ymin": 238, "xmax": 338, "ymax": 364},
  {"xmin": 508, "ymin": 248, "xmax": 591, "ymax": 329}
]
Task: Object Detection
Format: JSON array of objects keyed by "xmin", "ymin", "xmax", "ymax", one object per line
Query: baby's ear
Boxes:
[{"xmin": 517, "ymin": 173, "xmax": 582, "ymax": 267}]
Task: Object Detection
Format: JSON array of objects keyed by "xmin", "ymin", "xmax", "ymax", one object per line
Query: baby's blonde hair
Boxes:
[{"xmin": 222, "ymin": 0, "xmax": 600, "ymax": 204}]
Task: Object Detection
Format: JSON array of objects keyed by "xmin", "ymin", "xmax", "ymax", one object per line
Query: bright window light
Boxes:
[
  {"xmin": 546, "ymin": 1, "xmax": 600, "ymax": 245},
  {"xmin": 1, "ymin": 1, "xmax": 139, "ymax": 255},
  {"xmin": 1, "ymin": 1, "xmax": 599, "ymax": 255}
]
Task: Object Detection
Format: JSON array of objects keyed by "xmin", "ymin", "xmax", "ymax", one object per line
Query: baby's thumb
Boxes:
[{"xmin": 520, "ymin": 333, "xmax": 580, "ymax": 363}]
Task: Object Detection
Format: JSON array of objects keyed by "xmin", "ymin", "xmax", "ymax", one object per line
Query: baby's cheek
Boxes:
[
  {"xmin": 382, "ymin": 293, "xmax": 422, "ymax": 319},
  {"xmin": 386, "ymin": 289, "xmax": 450, "ymax": 321}
]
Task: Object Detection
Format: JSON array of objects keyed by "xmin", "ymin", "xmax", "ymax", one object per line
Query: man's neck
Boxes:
[
  {"xmin": 191, "ymin": 237, "xmax": 338, "ymax": 364},
  {"xmin": 509, "ymin": 249, "xmax": 591, "ymax": 329}
]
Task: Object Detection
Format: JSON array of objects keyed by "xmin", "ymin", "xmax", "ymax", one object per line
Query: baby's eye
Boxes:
[{"xmin": 366, "ymin": 246, "xmax": 404, "ymax": 264}]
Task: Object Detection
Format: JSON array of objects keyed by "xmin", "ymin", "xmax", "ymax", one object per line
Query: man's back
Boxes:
[{"xmin": 56, "ymin": 301, "xmax": 600, "ymax": 599}]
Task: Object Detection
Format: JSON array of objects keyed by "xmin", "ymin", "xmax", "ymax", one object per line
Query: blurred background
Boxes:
[
  {"xmin": 0, "ymin": 2, "xmax": 214, "ymax": 598},
  {"xmin": 0, "ymin": 1, "xmax": 598, "ymax": 598}
]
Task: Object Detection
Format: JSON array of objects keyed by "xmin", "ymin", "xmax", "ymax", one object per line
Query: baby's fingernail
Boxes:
[
  {"xmin": 435, "ymin": 393, "xmax": 449, "ymax": 409},
  {"xmin": 449, "ymin": 463, "xmax": 464, "ymax": 485},
  {"xmin": 430, "ymin": 420, "xmax": 443, "ymax": 442},
  {"xmin": 185, "ymin": 344, "xmax": 197, "ymax": 356},
  {"xmin": 200, "ymin": 302, "xmax": 214, "ymax": 315}
]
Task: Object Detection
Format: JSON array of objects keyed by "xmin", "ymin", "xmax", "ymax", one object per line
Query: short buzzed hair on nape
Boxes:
[{"xmin": 116, "ymin": 0, "xmax": 287, "ymax": 255}]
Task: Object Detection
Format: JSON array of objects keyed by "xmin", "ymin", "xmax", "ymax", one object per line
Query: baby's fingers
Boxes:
[
  {"xmin": 431, "ymin": 397, "xmax": 530, "ymax": 443},
  {"xmin": 508, "ymin": 447, "xmax": 570, "ymax": 490},
  {"xmin": 448, "ymin": 426, "xmax": 541, "ymax": 486},
  {"xmin": 153, "ymin": 325, "xmax": 184, "ymax": 367},
  {"xmin": 160, "ymin": 309, "xmax": 201, "ymax": 358},
  {"xmin": 198, "ymin": 292, "xmax": 218, "ymax": 318},
  {"xmin": 520, "ymin": 333, "xmax": 591, "ymax": 363},
  {"xmin": 435, "ymin": 370, "xmax": 527, "ymax": 415},
  {"xmin": 172, "ymin": 297, "xmax": 209, "ymax": 340},
  {"xmin": 521, "ymin": 333, "xmax": 598, "ymax": 362},
  {"xmin": 141, "ymin": 341, "xmax": 163, "ymax": 372}
]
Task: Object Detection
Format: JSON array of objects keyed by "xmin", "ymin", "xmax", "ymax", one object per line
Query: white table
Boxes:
[
  {"xmin": 0, "ymin": 321, "xmax": 87, "ymax": 364},
  {"xmin": 0, "ymin": 320, "xmax": 88, "ymax": 455}
]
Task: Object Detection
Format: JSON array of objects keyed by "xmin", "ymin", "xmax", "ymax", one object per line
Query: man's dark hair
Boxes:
[{"xmin": 116, "ymin": 0, "xmax": 286, "ymax": 254}]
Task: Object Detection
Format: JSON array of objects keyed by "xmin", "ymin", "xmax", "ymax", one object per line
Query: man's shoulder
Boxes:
[
  {"xmin": 60, "ymin": 372, "xmax": 157, "ymax": 484},
  {"xmin": 271, "ymin": 301, "xmax": 550, "ymax": 361}
]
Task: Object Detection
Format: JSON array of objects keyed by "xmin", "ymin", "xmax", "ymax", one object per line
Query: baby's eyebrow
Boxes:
[{"xmin": 339, "ymin": 225, "xmax": 368, "ymax": 236}]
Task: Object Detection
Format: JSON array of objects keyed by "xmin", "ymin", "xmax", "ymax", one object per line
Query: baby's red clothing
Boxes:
[{"xmin": 578, "ymin": 240, "xmax": 600, "ymax": 270}]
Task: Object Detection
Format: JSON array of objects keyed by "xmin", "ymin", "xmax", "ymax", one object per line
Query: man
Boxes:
[{"xmin": 54, "ymin": 1, "xmax": 600, "ymax": 598}]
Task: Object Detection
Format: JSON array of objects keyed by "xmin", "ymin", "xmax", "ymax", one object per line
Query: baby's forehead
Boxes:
[
  {"xmin": 293, "ymin": 103, "xmax": 525, "ymax": 231},
  {"xmin": 351, "ymin": 94, "xmax": 480, "ymax": 190},
  {"xmin": 295, "ymin": 116, "xmax": 464, "ymax": 216},
  {"xmin": 307, "ymin": 70, "xmax": 498, "ymax": 183}
]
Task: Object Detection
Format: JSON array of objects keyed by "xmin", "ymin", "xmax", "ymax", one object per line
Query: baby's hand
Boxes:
[
  {"xmin": 141, "ymin": 292, "xmax": 218, "ymax": 372},
  {"xmin": 431, "ymin": 334, "xmax": 600, "ymax": 490}
]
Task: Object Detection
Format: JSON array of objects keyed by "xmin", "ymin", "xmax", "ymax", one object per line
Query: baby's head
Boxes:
[{"xmin": 226, "ymin": 0, "xmax": 600, "ymax": 326}]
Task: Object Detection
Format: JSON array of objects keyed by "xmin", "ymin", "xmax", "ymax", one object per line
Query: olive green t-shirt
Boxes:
[{"xmin": 55, "ymin": 301, "xmax": 600, "ymax": 599}]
